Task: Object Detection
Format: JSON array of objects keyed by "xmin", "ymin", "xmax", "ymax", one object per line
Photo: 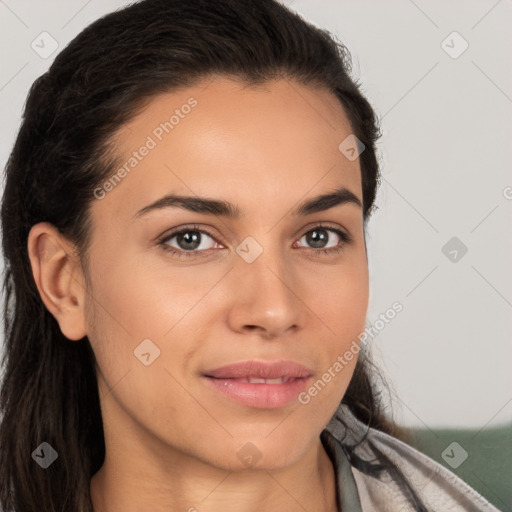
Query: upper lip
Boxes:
[{"xmin": 203, "ymin": 360, "xmax": 314, "ymax": 379}]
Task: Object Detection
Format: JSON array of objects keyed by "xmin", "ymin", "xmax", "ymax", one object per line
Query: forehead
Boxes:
[{"xmin": 91, "ymin": 76, "xmax": 362, "ymax": 226}]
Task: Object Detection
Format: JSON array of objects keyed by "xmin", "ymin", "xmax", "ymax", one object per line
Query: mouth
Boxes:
[
  {"xmin": 201, "ymin": 360, "xmax": 313, "ymax": 409},
  {"xmin": 221, "ymin": 377, "xmax": 297, "ymax": 384}
]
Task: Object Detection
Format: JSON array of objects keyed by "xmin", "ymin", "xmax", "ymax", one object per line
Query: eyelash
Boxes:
[{"xmin": 157, "ymin": 223, "xmax": 353, "ymax": 260}]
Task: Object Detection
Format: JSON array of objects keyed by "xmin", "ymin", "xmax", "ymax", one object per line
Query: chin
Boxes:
[{"xmin": 202, "ymin": 429, "xmax": 313, "ymax": 473}]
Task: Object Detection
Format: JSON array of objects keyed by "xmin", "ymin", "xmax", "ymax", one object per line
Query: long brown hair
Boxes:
[{"xmin": 0, "ymin": 1, "xmax": 423, "ymax": 510}]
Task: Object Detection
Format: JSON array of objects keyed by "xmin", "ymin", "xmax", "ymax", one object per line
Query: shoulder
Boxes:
[{"xmin": 323, "ymin": 404, "xmax": 500, "ymax": 512}]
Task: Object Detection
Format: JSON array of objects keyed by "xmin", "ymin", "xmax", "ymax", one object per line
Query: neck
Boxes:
[{"xmin": 90, "ymin": 433, "xmax": 338, "ymax": 512}]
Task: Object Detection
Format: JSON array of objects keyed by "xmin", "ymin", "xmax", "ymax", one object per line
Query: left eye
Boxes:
[
  {"xmin": 294, "ymin": 227, "xmax": 346, "ymax": 251},
  {"xmin": 158, "ymin": 224, "xmax": 351, "ymax": 259}
]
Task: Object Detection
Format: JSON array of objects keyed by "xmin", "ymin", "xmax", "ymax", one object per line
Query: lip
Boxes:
[
  {"xmin": 204, "ymin": 360, "xmax": 313, "ymax": 379},
  {"xmin": 202, "ymin": 360, "xmax": 313, "ymax": 409}
]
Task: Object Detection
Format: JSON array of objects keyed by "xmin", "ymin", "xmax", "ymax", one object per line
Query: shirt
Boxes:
[{"xmin": 320, "ymin": 403, "xmax": 501, "ymax": 511}]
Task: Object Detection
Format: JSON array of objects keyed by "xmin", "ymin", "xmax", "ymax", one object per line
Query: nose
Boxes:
[{"xmin": 226, "ymin": 244, "xmax": 306, "ymax": 340}]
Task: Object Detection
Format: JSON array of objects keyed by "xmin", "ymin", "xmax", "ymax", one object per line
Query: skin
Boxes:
[{"xmin": 27, "ymin": 76, "xmax": 369, "ymax": 512}]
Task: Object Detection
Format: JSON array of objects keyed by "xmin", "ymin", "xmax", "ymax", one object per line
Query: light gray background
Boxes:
[{"xmin": 0, "ymin": 0, "xmax": 511, "ymax": 429}]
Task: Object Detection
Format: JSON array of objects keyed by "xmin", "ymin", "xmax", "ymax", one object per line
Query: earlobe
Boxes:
[{"xmin": 27, "ymin": 222, "xmax": 88, "ymax": 341}]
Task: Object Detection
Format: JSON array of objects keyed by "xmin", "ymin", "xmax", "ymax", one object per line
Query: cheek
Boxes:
[
  {"xmin": 86, "ymin": 244, "xmax": 221, "ymax": 340},
  {"xmin": 291, "ymin": 256, "xmax": 368, "ymax": 409},
  {"xmin": 82, "ymin": 251, "xmax": 217, "ymax": 413},
  {"xmin": 303, "ymin": 256, "xmax": 369, "ymax": 348},
  {"xmin": 83, "ymin": 264, "xmax": 203, "ymax": 446}
]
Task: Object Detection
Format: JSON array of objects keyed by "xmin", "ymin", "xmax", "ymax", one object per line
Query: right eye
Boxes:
[{"xmin": 158, "ymin": 224, "xmax": 224, "ymax": 259}]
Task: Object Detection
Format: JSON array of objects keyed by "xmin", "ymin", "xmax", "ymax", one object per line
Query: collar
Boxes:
[{"xmin": 320, "ymin": 403, "xmax": 366, "ymax": 512}]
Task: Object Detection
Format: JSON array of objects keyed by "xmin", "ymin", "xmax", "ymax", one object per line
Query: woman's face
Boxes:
[{"xmin": 81, "ymin": 76, "xmax": 369, "ymax": 471}]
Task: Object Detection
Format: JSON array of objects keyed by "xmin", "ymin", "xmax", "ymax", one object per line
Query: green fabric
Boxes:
[{"xmin": 405, "ymin": 423, "xmax": 512, "ymax": 512}]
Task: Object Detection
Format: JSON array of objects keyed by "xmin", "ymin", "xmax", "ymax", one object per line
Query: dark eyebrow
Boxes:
[
  {"xmin": 294, "ymin": 187, "xmax": 362, "ymax": 216},
  {"xmin": 133, "ymin": 186, "xmax": 362, "ymax": 220}
]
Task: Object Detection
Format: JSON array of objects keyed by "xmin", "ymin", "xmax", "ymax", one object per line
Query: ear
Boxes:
[{"xmin": 27, "ymin": 222, "xmax": 88, "ymax": 341}]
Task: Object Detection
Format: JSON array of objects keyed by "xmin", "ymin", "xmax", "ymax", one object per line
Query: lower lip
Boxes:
[{"xmin": 202, "ymin": 376, "xmax": 311, "ymax": 409}]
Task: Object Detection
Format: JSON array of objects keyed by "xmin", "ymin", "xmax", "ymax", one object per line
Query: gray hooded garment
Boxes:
[{"xmin": 320, "ymin": 403, "xmax": 501, "ymax": 511}]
